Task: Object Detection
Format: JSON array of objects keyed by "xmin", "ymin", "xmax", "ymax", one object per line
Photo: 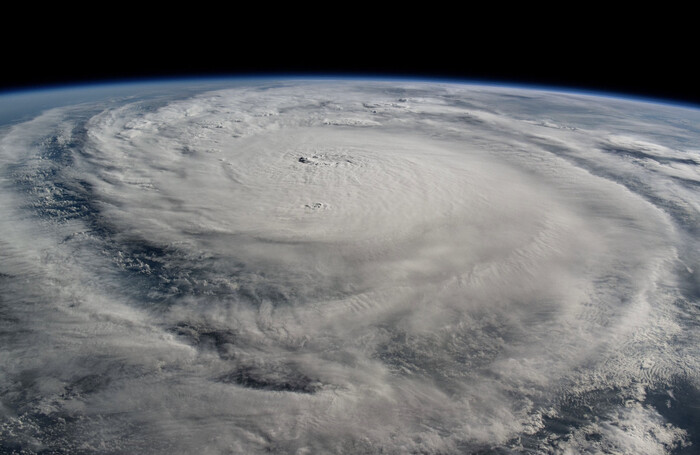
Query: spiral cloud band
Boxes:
[{"xmin": 1, "ymin": 80, "xmax": 699, "ymax": 454}]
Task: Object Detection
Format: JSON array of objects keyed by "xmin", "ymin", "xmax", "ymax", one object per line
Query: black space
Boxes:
[{"xmin": 2, "ymin": 14, "xmax": 696, "ymax": 107}]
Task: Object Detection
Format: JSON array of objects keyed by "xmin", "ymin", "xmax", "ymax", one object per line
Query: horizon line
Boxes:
[{"xmin": 2, "ymin": 73, "xmax": 699, "ymax": 111}]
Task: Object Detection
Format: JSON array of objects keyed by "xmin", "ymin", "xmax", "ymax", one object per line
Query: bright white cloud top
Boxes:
[{"xmin": 1, "ymin": 80, "xmax": 699, "ymax": 454}]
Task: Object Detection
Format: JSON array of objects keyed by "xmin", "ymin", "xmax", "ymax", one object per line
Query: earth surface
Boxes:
[{"xmin": 1, "ymin": 78, "xmax": 700, "ymax": 454}]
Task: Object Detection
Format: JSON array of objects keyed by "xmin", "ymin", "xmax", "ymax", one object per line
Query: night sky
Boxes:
[{"xmin": 2, "ymin": 12, "xmax": 696, "ymax": 107}]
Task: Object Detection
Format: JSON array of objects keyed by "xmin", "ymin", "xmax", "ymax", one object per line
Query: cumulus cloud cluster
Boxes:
[{"xmin": 1, "ymin": 81, "xmax": 699, "ymax": 454}]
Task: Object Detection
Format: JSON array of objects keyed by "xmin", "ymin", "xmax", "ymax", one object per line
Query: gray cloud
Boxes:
[{"xmin": 1, "ymin": 81, "xmax": 699, "ymax": 454}]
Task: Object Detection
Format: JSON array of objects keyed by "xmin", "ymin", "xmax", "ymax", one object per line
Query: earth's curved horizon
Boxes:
[{"xmin": 1, "ymin": 78, "xmax": 699, "ymax": 454}]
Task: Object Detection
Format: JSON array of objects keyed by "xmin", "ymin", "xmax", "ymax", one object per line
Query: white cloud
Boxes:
[{"xmin": 1, "ymin": 81, "xmax": 699, "ymax": 453}]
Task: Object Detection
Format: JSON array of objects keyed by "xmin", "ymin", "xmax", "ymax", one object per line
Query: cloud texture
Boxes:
[{"xmin": 1, "ymin": 81, "xmax": 700, "ymax": 454}]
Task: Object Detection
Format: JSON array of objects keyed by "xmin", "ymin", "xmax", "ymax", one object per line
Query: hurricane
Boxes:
[{"xmin": 1, "ymin": 79, "xmax": 699, "ymax": 454}]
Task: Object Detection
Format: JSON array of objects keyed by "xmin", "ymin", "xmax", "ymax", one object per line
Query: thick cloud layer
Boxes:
[{"xmin": 1, "ymin": 81, "xmax": 700, "ymax": 454}]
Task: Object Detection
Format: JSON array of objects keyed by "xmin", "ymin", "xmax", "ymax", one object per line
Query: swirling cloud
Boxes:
[{"xmin": 1, "ymin": 81, "xmax": 699, "ymax": 454}]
